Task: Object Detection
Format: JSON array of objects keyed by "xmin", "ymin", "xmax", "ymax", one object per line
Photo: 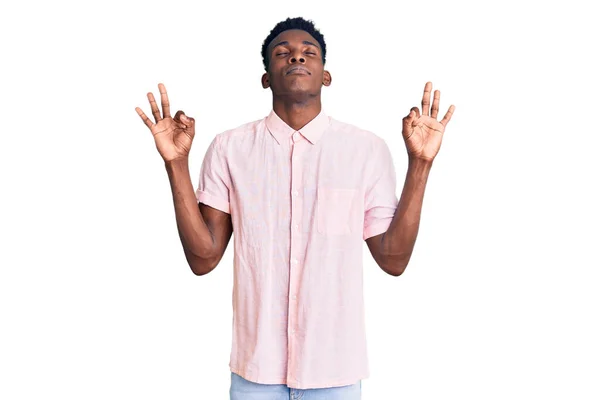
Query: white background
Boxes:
[{"xmin": 1, "ymin": 0, "xmax": 599, "ymax": 398}]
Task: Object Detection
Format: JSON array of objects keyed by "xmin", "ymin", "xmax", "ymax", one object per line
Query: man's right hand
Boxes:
[{"xmin": 135, "ymin": 83, "xmax": 195, "ymax": 163}]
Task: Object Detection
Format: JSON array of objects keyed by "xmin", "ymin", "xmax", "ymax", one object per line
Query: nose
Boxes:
[{"xmin": 288, "ymin": 51, "xmax": 306, "ymax": 64}]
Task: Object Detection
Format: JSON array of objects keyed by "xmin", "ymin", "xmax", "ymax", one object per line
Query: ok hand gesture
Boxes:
[
  {"xmin": 135, "ymin": 83, "xmax": 195, "ymax": 163},
  {"xmin": 402, "ymin": 82, "xmax": 455, "ymax": 162}
]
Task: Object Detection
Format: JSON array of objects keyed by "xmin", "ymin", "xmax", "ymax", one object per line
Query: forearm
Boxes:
[
  {"xmin": 381, "ymin": 157, "xmax": 433, "ymax": 273},
  {"xmin": 165, "ymin": 158, "xmax": 217, "ymax": 261}
]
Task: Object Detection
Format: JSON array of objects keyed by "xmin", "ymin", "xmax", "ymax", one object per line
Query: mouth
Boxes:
[{"xmin": 286, "ymin": 66, "xmax": 311, "ymax": 76}]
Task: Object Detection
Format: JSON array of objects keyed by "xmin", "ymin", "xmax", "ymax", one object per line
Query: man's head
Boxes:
[{"xmin": 260, "ymin": 17, "xmax": 331, "ymax": 99}]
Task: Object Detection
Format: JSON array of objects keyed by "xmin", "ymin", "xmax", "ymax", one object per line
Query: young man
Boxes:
[{"xmin": 135, "ymin": 16, "xmax": 454, "ymax": 400}]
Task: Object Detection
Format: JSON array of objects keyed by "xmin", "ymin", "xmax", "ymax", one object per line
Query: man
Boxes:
[{"xmin": 135, "ymin": 16, "xmax": 454, "ymax": 400}]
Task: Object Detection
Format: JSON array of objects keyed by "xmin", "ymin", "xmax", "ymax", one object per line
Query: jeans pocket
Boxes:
[{"xmin": 317, "ymin": 187, "xmax": 359, "ymax": 235}]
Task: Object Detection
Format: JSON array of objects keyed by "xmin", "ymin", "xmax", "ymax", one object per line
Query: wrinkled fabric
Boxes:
[{"xmin": 196, "ymin": 109, "xmax": 398, "ymax": 389}]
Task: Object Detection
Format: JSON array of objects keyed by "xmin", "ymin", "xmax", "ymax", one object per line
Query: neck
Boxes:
[{"xmin": 272, "ymin": 96, "xmax": 322, "ymax": 131}]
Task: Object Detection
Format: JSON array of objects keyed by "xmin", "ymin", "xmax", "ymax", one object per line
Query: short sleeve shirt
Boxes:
[{"xmin": 195, "ymin": 109, "xmax": 398, "ymax": 389}]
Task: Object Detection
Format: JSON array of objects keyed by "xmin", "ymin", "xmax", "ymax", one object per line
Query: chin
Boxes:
[
  {"xmin": 273, "ymin": 83, "xmax": 318, "ymax": 98},
  {"xmin": 284, "ymin": 84, "xmax": 315, "ymax": 95}
]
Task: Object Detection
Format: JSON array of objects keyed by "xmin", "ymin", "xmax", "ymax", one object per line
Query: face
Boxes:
[{"xmin": 262, "ymin": 29, "xmax": 331, "ymax": 98}]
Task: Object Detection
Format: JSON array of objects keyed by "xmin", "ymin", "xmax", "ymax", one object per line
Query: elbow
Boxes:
[
  {"xmin": 389, "ymin": 264, "xmax": 407, "ymax": 277},
  {"xmin": 386, "ymin": 263, "xmax": 407, "ymax": 277},
  {"xmin": 190, "ymin": 264, "xmax": 209, "ymax": 276},
  {"xmin": 185, "ymin": 249, "xmax": 217, "ymax": 276},
  {"xmin": 383, "ymin": 255, "xmax": 410, "ymax": 277},
  {"xmin": 190, "ymin": 259, "xmax": 216, "ymax": 276}
]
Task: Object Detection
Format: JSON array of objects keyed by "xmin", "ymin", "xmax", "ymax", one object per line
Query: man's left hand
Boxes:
[{"xmin": 402, "ymin": 81, "xmax": 455, "ymax": 162}]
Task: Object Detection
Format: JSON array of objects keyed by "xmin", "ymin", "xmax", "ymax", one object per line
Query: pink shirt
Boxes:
[{"xmin": 195, "ymin": 109, "xmax": 398, "ymax": 389}]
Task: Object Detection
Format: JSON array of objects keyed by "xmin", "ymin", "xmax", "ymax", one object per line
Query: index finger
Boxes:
[{"xmin": 158, "ymin": 83, "xmax": 171, "ymax": 119}]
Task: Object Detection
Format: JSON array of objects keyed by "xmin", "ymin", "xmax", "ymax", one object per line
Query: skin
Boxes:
[
  {"xmin": 135, "ymin": 86, "xmax": 232, "ymax": 275},
  {"xmin": 261, "ymin": 29, "xmax": 332, "ymax": 131},
  {"xmin": 368, "ymin": 82, "xmax": 455, "ymax": 276},
  {"xmin": 135, "ymin": 30, "xmax": 455, "ymax": 277}
]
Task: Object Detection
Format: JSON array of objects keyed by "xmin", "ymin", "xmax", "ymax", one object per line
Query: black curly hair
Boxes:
[{"xmin": 261, "ymin": 17, "xmax": 326, "ymax": 72}]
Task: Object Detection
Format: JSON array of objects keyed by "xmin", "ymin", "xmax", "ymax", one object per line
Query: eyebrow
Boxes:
[{"xmin": 271, "ymin": 40, "xmax": 320, "ymax": 51}]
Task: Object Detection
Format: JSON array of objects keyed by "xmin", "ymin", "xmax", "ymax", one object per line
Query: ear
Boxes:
[
  {"xmin": 322, "ymin": 70, "xmax": 332, "ymax": 87},
  {"xmin": 261, "ymin": 72, "xmax": 270, "ymax": 89}
]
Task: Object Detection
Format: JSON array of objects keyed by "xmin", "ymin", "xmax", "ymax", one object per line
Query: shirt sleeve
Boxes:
[
  {"xmin": 195, "ymin": 135, "xmax": 231, "ymax": 214},
  {"xmin": 363, "ymin": 138, "xmax": 398, "ymax": 240}
]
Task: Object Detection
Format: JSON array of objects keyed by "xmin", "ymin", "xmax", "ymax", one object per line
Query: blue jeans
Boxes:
[{"xmin": 230, "ymin": 372, "xmax": 362, "ymax": 399}]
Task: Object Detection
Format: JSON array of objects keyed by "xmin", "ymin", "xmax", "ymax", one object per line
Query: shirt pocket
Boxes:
[{"xmin": 317, "ymin": 187, "xmax": 359, "ymax": 235}]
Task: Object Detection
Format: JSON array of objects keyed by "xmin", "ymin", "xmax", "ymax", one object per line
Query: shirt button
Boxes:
[
  {"xmin": 292, "ymin": 295, "xmax": 297, "ymax": 300},
  {"xmin": 291, "ymin": 329, "xmax": 296, "ymax": 334},
  {"xmin": 292, "ymin": 258, "xmax": 298, "ymax": 264},
  {"xmin": 293, "ymin": 190, "xmax": 299, "ymax": 197},
  {"xmin": 295, "ymin": 224, "xmax": 299, "ymax": 230}
]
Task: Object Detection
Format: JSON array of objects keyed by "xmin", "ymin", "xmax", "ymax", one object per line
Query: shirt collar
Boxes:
[{"xmin": 265, "ymin": 109, "xmax": 330, "ymax": 145}]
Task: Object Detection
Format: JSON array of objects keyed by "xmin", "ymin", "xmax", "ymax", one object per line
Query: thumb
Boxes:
[{"xmin": 181, "ymin": 113, "xmax": 194, "ymax": 124}]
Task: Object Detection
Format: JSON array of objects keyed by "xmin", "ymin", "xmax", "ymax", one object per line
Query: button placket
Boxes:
[{"xmin": 288, "ymin": 130, "xmax": 304, "ymax": 381}]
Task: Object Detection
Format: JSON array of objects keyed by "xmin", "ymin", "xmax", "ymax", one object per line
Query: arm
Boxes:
[
  {"xmin": 366, "ymin": 81, "xmax": 455, "ymax": 276},
  {"xmin": 166, "ymin": 158, "xmax": 233, "ymax": 276},
  {"xmin": 136, "ymin": 83, "xmax": 233, "ymax": 276},
  {"xmin": 366, "ymin": 157, "xmax": 431, "ymax": 276}
]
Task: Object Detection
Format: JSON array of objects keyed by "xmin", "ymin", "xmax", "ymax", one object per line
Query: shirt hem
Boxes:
[
  {"xmin": 363, "ymin": 219, "xmax": 392, "ymax": 240},
  {"xmin": 230, "ymin": 365, "xmax": 368, "ymax": 390}
]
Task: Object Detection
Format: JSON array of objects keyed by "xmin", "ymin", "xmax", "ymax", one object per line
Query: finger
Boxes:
[
  {"xmin": 158, "ymin": 83, "xmax": 171, "ymax": 119},
  {"xmin": 183, "ymin": 114, "xmax": 194, "ymax": 127},
  {"xmin": 135, "ymin": 107, "xmax": 155, "ymax": 129},
  {"xmin": 411, "ymin": 106, "xmax": 420, "ymax": 118},
  {"xmin": 440, "ymin": 105, "xmax": 456, "ymax": 127},
  {"xmin": 177, "ymin": 110, "xmax": 195, "ymax": 128},
  {"xmin": 421, "ymin": 81, "xmax": 432, "ymax": 117},
  {"xmin": 174, "ymin": 110, "xmax": 184, "ymax": 122},
  {"xmin": 147, "ymin": 92, "xmax": 162, "ymax": 122},
  {"xmin": 402, "ymin": 110, "xmax": 415, "ymax": 137},
  {"xmin": 174, "ymin": 110, "xmax": 192, "ymax": 122},
  {"xmin": 412, "ymin": 115, "xmax": 422, "ymax": 127},
  {"xmin": 173, "ymin": 110, "xmax": 190, "ymax": 130},
  {"xmin": 431, "ymin": 90, "xmax": 440, "ymax": 119}
]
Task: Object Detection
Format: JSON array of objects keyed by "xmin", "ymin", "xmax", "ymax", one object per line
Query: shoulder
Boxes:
[
  {"xmin": 327, "ymin": 116, "xmax": 388, "ymax": 149},
  {"xmin": 212, "ymin": 116, "xmax": 267, "ymax": 149}
]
